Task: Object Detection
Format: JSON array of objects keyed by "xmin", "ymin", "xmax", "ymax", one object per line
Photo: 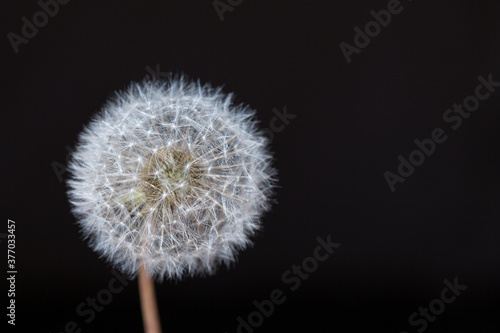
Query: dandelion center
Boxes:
[{"xmin": 140, "ymin": 147, "xmax": 201, "ymax": 209}]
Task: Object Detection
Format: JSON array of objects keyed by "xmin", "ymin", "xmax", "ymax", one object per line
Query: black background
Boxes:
[{"xmin": 2, "ymin": 0, "xmax": 500, "ymax": 332}]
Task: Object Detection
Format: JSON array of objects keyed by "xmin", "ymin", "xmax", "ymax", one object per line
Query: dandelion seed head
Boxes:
[{"xmin": 67, "ymin": 76, "xmax": 276, "ymax": 280}]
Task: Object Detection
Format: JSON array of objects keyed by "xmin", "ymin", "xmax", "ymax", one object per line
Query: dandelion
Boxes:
[{"xmin": 67, "ymin": 75, "xmax": 276, "ymax": 332}]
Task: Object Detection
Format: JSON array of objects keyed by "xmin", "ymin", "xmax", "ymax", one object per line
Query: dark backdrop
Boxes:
[{"xmin": 2, "ymin": 0, "xmax": 500, "ymax": 332}]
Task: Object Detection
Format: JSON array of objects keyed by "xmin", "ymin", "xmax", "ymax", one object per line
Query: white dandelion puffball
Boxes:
[{"xmin": 67, "ymin": 76, "xmax": 275, "ymax": 280}]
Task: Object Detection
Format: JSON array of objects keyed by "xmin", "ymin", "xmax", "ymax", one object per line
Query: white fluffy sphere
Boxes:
[{"xmin": 67, "ymin": 76, "xmax": 275, "ymax": 280}]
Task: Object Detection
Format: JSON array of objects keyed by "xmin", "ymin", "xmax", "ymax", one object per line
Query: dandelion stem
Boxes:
[{"xmin": 138, "ymin": 265, "xmax": 162, "ymax": 333}]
